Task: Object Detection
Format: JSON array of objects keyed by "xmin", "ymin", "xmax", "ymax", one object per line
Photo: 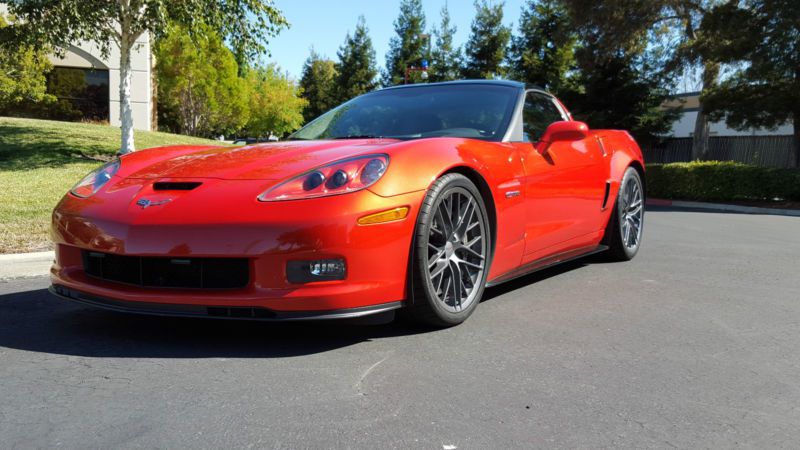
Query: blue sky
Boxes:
[{"xmin": 264, "ymin": 0, "xmax": 527, "ymax": 79}]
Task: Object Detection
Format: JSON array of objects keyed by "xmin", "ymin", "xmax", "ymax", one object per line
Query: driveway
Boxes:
[{"xmin": 1, "ymin": 207, "xmax": 799, "ymax": 448}]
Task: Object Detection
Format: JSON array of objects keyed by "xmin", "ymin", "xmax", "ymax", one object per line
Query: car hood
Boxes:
[{"xmin": 121, "ymin": 139, "xmax": 402, "ymax": 181}]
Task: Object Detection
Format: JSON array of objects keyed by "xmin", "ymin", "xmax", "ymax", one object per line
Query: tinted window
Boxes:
[
  {"xmin": 47, "ymin": 67, "xmax": 110, "ymax": 122},
  {"xmin": 290, "ymin": 84, "xmax": 519, "ymax": 141},
  {"xmin": 523, "ymin": 92, "xmax": 565, "ymax": 142}
]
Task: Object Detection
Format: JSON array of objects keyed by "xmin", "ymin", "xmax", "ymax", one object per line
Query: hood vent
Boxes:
[{"xmin": 153, "ymin": 181, "xmax": 202, "ymax": 191}]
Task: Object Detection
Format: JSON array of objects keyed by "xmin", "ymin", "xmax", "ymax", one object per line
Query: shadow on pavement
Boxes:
[
  {"xmin": 0, "ymin": 287, "xmax": 431, "ymax": 359},
  {"xmin": 0, "ymin": 255, "xmax": 602, "ymax": 358}
]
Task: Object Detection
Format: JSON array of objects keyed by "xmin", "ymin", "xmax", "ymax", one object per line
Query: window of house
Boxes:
[{"xmin": 46, "ymin": 67, "xmax": 110, "ymax": 122}]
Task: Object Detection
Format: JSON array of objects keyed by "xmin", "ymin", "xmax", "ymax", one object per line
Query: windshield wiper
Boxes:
[{"xmin": 331, "ymin": 135, "xmax": 385, "ymax": 139}]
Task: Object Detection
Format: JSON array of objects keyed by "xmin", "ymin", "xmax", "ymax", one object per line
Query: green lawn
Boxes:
[{"xmin": 0, "ymin": 117, "xmax": 224, "ymax": 253}]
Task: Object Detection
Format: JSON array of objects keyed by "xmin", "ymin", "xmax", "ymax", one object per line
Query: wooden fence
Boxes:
[{"xmin": 642, "ymin": 135, "xmax": 796, "ymax": 168}]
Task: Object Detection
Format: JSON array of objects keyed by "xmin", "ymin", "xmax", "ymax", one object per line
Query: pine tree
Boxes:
[
  {"xmin": 463, "ymin": 0, "xmax": 511, "ymax": 79},
  {"xmin": 299, "ymin": 49, "xmax": 338, "ymax": 122},
  {"xmin": 429, "ymin": 4, "xmax": 463, "ymax": 82},
  {"xmin": 507, "ymin": 0, "xmax": 576, "ymax": 94},
  {"xmin": 699, "ymin": 0, "xmax": 800, "ymax": 167},
  {"xmin": 335, "ymin": 16, "xmax": 379, "ymax": 104},
  {"xmin": 383, "ymin": 0, "xmax": 427, "ymax": 86},
  {"xmin": 559, "ymin": 42, "xmax": 679, "ymax": 147}
]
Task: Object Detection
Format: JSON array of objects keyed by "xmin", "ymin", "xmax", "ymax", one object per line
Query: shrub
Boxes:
[{"xmin": 646, "ymin": 161, "xmax": 800, "ymax": 202}]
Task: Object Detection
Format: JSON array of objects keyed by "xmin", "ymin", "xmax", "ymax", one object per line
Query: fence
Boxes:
[{"xmin": 642, "ymin": 135, "xmax": 796, "ymax": 168}]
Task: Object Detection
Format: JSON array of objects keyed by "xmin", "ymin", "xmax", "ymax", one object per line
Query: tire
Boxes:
[
  {"xmin": 603, "ymin": 166, "xmax": 645, "ymax": 261},
  {"xmin": 406, "ymin": 173, "xmax": 491, "ymax": 327}
]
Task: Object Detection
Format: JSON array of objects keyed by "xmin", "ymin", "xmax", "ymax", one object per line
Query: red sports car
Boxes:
[{"xmin": 50, "ymin": 80, "xmax": 645, "ymax": 326}]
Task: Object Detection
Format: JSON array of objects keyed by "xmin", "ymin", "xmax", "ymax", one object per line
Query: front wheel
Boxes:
[
  {"xmin": 406, "ymin": 173, "xmax": 491, "ymax": 327},
  {"xmin": 603, "ymin": 166, "xmax": 645, "ymax": 261}
]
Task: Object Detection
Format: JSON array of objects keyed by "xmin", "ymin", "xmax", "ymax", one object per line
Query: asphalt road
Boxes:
[{"xmin": 1, "ymin": 207, "xmax": 799, "ymax": 449}]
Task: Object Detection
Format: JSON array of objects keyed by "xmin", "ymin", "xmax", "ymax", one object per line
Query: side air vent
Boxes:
[
  {"xmin": 153, "ymin": 181, "xmax": 202, "ymax": 191},
  {"xmin": 601, "ymin": 181, "xmax": 611, "ymax": 209}
]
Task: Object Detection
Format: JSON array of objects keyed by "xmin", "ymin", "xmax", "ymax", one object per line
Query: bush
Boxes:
[{"xmin": 646, "ymin": 161, "xmax": 800, "ymax": 202}]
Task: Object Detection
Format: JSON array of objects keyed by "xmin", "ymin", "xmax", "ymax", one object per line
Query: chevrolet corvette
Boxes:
[{"xmin": 50, "ymin": 80, "xmax": 645, "ymax": 326}]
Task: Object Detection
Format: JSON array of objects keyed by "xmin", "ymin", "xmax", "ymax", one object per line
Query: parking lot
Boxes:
[{"xmin": 1, "ymin": 207, "xmax": 799, "ymax": 448}]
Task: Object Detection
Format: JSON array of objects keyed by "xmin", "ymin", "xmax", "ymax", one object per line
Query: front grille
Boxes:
[{"xmin": 82, "ymin": 251, "xmax": 249, "ymax": 289}]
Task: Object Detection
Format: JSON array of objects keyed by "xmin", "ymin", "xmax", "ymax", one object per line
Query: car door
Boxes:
[{"xmin": 515, "ymin": 91, "xmax": 606, "ymax": 260}]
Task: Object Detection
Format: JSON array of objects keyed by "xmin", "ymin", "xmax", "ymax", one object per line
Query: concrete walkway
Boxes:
[{"xmin": 0, "ymin": 251, "xmax": 54, "ymax": 280}]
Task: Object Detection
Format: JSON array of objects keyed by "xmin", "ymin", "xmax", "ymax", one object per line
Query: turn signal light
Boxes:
[{"xmin": 357, "ymin": 207, "xmax": 409, "ymax": 225}]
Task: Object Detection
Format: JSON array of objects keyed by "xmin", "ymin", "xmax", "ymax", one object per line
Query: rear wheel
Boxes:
[
  {"xmin": 407, "ymin": 174, "xmax": 491, "ymax": 327},
  {"xmin": 603, "ymin": 166, "xmax": 644, "ymax": 261}
]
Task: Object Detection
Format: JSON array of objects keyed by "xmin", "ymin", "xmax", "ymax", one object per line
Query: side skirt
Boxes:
[{"xmin": 485, "ymin": 244, "xmax": 608, "ymax": 288}]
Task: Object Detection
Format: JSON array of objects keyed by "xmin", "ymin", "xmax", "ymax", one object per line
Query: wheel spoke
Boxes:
[
  {"xmin": 461, "ymin": 260, "xmax": 484, "ymax": 271},
  {"xmin": 449, "ymin": 260, "xmax": 463, "ymax": 309},
  {"xmin": 430, "ymin": 259, "xmax": 448, "ymax": 279},
  {"xmin": 435, "ymin": 207, "xmax": 450, "ymax": 236},
  {"xmin": 457, "ymin": 245, "xmax": 485, "ymax": 260},
  {"xmin": 455, "ymin": 198, "xmax": 475, "ymax": 236}
]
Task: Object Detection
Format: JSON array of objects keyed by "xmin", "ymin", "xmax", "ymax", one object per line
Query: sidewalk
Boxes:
[
  {"xmin": 0, "ymin": 251, "xmax": 54, "ymax": 280},
  {"xmin": 646, "ymin": 198, "xmax": 800, "ymax": 217}
]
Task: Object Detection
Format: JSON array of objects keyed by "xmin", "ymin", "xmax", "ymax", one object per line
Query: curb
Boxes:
[
  {"xmin": 647, "ymin": 199, "xmax": 800, "ymax": 217},
  {"xmin": 0, "ymin": 251, "xmax": 54, "ymax": 280}
]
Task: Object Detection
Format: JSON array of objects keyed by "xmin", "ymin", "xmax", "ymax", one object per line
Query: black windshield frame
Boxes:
[{"xmin": 289, "ymin": 83, "xmax": 522, "ymax": 142}]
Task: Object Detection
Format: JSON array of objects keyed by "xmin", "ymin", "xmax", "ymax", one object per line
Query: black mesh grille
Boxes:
[{"xmin": 82, "ymin": 251, "xmax": 249, "ymax": 289}]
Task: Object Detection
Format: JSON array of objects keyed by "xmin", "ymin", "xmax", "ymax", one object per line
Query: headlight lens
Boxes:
[
  {"xmin": 258, "ymin": 155, "xmax": 389, "ymax": 201},
  {"xmin": 70, "ymin": 159, "xmax": 120, "ymax": 198}
]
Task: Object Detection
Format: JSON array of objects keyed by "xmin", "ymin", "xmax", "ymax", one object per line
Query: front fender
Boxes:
[{"xmin": 368, "ymin": 137, "xmax": 527, "ymax": 280}]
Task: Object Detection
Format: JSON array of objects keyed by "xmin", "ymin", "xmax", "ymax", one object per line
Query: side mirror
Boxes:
[{"xmin": 535, "ymin": 121, "xmax": 589, "ymax": 154}]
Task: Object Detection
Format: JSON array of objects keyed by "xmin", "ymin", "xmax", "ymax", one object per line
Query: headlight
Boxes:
[
  {"xmin": 258, "ymin": 155, "xmax": 389, "ymax": 202},
  {"xmin": 70, "ymin": 159, "xmax": 120, "ymax": 198}
]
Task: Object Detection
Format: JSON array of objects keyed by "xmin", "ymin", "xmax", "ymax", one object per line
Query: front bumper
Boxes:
[
  {"xmin": 50, "ymin": 180, "xmax": 425, "ymax": 315},
  {"xmin": 50, "ymin": 285, "xmax": 403, "ymax": 321}
]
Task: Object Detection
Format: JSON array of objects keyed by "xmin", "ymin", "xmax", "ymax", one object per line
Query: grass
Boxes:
[{"xmin": 0, "ymin": 117, "xmax": 224, "ymax": 253}]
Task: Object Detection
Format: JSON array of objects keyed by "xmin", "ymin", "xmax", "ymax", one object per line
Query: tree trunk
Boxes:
[
  {"xmin": 118, "ymin": 39, "xmax": 135, "ymax": 154},
  {"xmin": 691, "ymin": 109, "xmax": 711, "ymax": 161},
  {"xmin": 150, "ymin": 35, "xmax": 158, "ymax": 132},
  {"xmin": 691, "ymin": 61, "xmax": 719, "ymax": 161},
  {"xmin": 793, "ymin": 120, "xmax": 800, "ymax": 168}
]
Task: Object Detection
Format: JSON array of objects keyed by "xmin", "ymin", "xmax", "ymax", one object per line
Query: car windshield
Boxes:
[{"xmin": 289, "ymin": 84, "xmax": 520, "ymax": 141}]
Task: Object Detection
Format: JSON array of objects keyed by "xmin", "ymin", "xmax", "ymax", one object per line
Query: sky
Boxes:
[{"xmin": 263, "ymin": 0, "xmax": 527, "ymax": 80}]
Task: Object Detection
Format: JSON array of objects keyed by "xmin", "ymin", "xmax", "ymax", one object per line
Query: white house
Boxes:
[
  {"xmin": 1, "ymin": 4, "xmax": 154, "ymax": 131},
  {"xmin": 664, "ymin": 92, "xmax": 793, "ymax": 138},
  {"xmin": 47, "ymin": 38, "xmax": 155, "ymax": 131}
]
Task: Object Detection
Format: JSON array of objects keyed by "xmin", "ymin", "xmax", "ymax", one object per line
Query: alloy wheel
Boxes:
[
  {"xmin": 619, "ymin": 175, "xmax": 644, "ymax": 250},
  {"xmin": 425, "ymin": 188, "xmax": 487, "ymax": 313}
]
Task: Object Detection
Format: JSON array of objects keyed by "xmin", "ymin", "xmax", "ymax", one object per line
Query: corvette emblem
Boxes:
[{"xmin": 136, "ymin": 198, "xmax": 172, "ymax": 209}]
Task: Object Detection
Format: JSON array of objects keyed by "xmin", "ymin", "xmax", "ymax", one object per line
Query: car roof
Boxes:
[{"xmin": 379, "ymin": 79, "xmax": 546, "ymax": 93}]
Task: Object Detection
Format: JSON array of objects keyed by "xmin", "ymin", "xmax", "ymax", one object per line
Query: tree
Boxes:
[
  {"xmin": 429, "ymin": 4, "xmax": 463, "ymax": 82},
  {"xmin": 562, "ymin": 0, "xmax": 722, "ymax": 159},
  {"xmin": 155, "ymin": 24, "xmax": 248, "ymax": 137},
  {"xmin": 0, "ymin": 15, "xmax": 53, "ymax": 108},
  {"xmin": 507, "ymin": 0, "xmax": 576, "ymax": 94},
  {"xmin": 562, "ymin": 50, "xmax": 679, "ymax": 146},
  {"xmin": 244, "ymin": 65, "xmax": 307, "ymax": 137},
  {"xmin": 463, "ymin": 0, "xmax": 512, "ymax": 79},
  {"xmin": 299, "ymin": 49, "xmax": 338, "ymax": 122},
  {"xmin": 557, "ymin": 0, "xmax": 682, "ymax": 144},
  {"xmin": 334, "ymin": 16, "xmax": 379, "ymax": 104},
  {"xmin": 699, "ymin": 0, "xmax": 800, "ymax": 167},
  {"xmin": 6, "ymin": 0, "xmax": 287, "ymax": 153},
  {"xmin": 384, "ymin": 0, "xmax": 427, "ymax": 86}
]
